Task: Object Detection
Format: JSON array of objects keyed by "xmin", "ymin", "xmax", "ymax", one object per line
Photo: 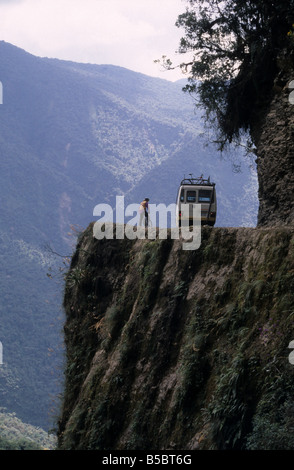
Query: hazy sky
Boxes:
[{"xmin": 0, "ymin": 0, "xmax": 189, "ymax": 81}]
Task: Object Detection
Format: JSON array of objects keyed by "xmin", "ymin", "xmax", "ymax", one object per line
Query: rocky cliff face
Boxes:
[
  {"xmin": 58, "ymin": 223, "xmax": 294, "ymax": 450},
  {"xmin": 254, "ymin": 52, "xmax": 294, "ymax": 227}
]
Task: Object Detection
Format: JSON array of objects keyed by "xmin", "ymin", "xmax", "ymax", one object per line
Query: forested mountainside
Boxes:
[
  {"xmin": 58, "ymin": 223, "xmax": 294, "ymax": 450},
  {"xmin": 0, "ymin": 410, "xmax": 56, "ymax": 450},
  {"xmin": 0, "ymin": 41, "xmax": 257, "ymax": 430}
]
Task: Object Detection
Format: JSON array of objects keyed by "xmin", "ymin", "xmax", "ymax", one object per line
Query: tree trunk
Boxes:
[{"xmin": 252, "ymin": 54, "xmax": 294, "ymax": 227}]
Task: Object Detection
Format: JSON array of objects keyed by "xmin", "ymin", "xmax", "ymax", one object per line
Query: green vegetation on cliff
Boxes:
[{"xmin": 58, "ymin": 224, "xmax": 294, "ymax": 450}]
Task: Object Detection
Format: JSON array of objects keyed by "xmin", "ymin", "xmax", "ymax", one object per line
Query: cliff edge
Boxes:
[{"xmin": 58, "ymin": 223, "xmax": 294, "ymax": 450}]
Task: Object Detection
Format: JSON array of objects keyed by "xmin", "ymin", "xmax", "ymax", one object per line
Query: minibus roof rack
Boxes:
[{"xmin": 180, "ymin": 174, "xmax": 215, "ymax": 186}]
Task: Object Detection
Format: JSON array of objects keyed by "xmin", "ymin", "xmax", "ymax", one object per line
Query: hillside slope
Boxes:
[{"xmin": 58, "ymin": 223, "xmax": 294, "ymax": 450}]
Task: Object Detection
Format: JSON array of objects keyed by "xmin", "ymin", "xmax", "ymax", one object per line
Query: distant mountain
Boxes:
[{"xmin": 0, "ymin": 41, "xmax": 258, "ymax": 429}]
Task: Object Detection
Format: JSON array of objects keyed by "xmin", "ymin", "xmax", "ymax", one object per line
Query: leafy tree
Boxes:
[{"xmin": 166, "ymin": 0, "xmax": 294, "ymax": 149}]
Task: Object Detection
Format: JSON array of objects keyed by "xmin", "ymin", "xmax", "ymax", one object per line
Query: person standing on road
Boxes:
[{"xmin": 139, "ymin": 198, "xmax": 149, "ymax": 227}]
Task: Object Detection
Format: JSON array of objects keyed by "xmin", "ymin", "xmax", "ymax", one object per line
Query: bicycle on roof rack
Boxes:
[{"xmin": 176, "ymin": 174, "xmax": 217, "ymax": 227}]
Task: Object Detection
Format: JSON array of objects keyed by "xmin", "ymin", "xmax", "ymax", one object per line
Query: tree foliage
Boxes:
[{"xmin": 173, "ymin": 0, "xmax": 294, "ymax": 148}]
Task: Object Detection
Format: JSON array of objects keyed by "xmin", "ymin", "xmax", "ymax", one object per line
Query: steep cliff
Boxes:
[
  {"xmin": 58, "ymin": 223, "xmax": 294, "ymax": 450},
  {"xmin": 252, "ymin": 51, "xmax": 294, "ymax": 227}
]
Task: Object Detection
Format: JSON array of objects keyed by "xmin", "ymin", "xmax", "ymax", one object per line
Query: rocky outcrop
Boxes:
[
  {"xmin": 254, "ymin": 52, "xmax": 294, "ymax": 226},
  {"xmin": 57, "ymin": 223, "xmax": 294, "ymax": 450}
]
